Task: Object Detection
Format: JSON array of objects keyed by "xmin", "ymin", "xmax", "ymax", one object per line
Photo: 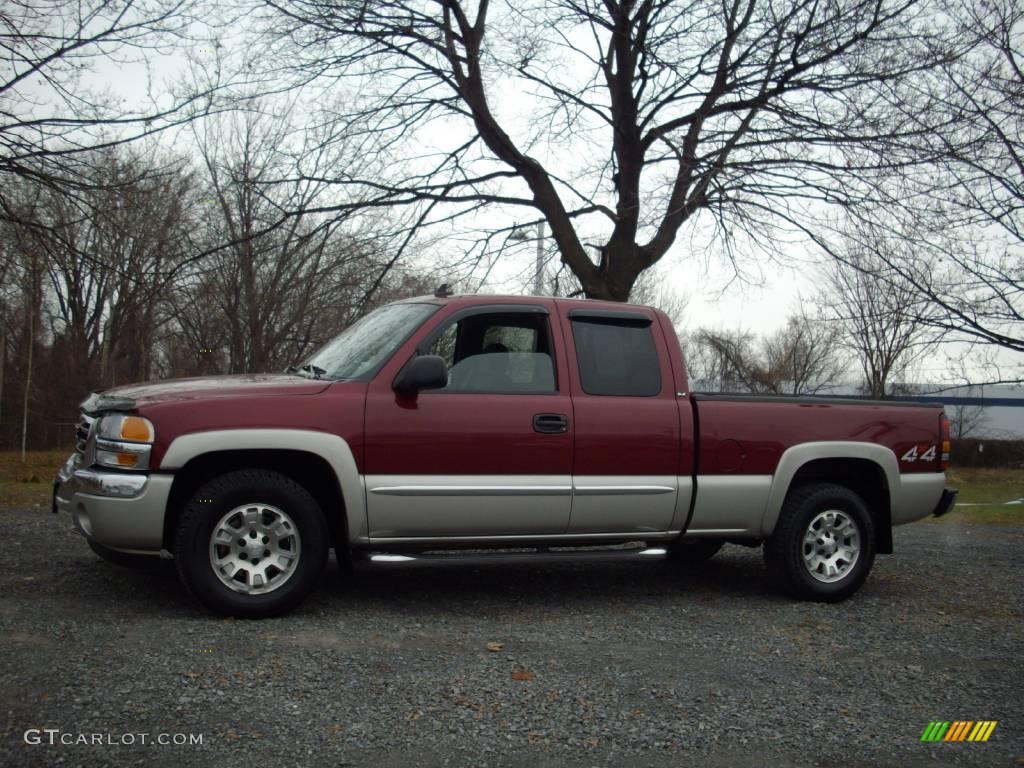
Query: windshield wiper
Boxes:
[{"xmin": 284, "ymin": 364, "xmax": 327, "ymax": 380}]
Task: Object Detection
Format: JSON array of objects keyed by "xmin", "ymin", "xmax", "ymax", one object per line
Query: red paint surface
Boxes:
[
  {"xmin": 363, "ymin": 297, "xmax": 572, "ymax": 474},
  {"xmin": 553, "ymin": 302, "xmax": 686, "ymax": 477},
  {"xmin": 110, "ymin": 293, "xmax": 942, "ymax": 478},
  {"xmin": 146, "ymin": 382, "xmax": 367, "ymax": 469},
  {"xmin": 696, "ymin": 399, "xmax": 943, "ymax": 475}
]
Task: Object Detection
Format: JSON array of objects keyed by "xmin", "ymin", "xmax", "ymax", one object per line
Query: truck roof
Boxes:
[{"xmin": 399, "ymin": 293, "xmax": 656, "ymax": 314}]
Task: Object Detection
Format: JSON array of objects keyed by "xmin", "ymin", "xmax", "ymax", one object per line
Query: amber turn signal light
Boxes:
[{"xmin": 120, "ymin": 416, "xmax": 154, "ymax": 442}]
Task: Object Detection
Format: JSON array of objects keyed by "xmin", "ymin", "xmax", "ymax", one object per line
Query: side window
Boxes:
[
  {"xmin": 482, "ymin": 325, "xmax": 536, "ymax": 353},
  {"xmin": 425, "ymin": 312, "xmax": 557, "ymax": 394},
  {"xmin": 571, "ymin": 318, "xmax": 661, "ymax": 396},
  {"xmin": 429, "ymin": 323, "xmax": 457, "ymax": 368}
]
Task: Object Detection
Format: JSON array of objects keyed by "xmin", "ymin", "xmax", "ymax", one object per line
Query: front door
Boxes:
[{"xmin": 363, "ymin": 303, "xmax": 573, "ymax": 539}]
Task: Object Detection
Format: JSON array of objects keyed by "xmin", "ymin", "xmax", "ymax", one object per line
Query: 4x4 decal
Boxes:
[{"xmin": 901, "ymin": 444, "xmax": 938, "ymax": 463}]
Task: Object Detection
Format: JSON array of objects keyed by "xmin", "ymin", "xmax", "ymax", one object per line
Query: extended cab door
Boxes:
[
  {"xmin": 363, "ymin": 302, "xmax": 573, "ymax": 539},
  {"xmin": 557, "ymin": 305, "xmax": 693, "ymax": 534}
]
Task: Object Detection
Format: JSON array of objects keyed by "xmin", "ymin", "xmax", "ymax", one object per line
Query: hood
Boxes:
[{"xmin": 81, "ymin": 374, "xmax": 332, "ymax": 413}]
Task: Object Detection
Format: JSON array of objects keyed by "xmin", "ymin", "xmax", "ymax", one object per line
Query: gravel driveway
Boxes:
[{"xmin": 1, "ymin": 507, "xmax": 1021, "ymax": 768}]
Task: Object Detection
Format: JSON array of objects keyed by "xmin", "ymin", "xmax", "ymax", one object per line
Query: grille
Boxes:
[{"xmin": 75, "ymin": 413, "xmax": 96, "ymax": 456}]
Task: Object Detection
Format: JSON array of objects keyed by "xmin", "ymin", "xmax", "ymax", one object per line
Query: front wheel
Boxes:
[
  {"xmin": 174, "ymin": 469, "xmax": 329, "ymax": 618},
  {"xmin": 765, "ymin": 483, "xmax": 876, "ymax": 602}
]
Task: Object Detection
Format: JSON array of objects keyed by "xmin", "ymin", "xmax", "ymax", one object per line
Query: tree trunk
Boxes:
[
  {"xmin": 582, "ymin": 244, "xmax": 644, "ymax": 302},
  {"xmin": 0, "ymin": 315, "xmax": 6, "ymax": 426},
  {"xmin": 21, "ymin": 288, "xmax": 34, "ymax": 462},
  {"xmin": 99, "ymin": 321, "xmax": 111, "ymax": 387}
]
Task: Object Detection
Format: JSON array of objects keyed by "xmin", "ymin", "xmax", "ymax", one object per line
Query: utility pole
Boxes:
[
  {"xmin": 510, "ymin": 221, "xmax": 547, "ymax": 296},
  {"xmin": 534, "ymin": 221, "xmax": 544, "ymax": 296}
]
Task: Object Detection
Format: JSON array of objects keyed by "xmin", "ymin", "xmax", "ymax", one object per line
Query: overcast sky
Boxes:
[{"xmin": 83, "ymin": 13, "xmax": 1015, "ymax": 387}]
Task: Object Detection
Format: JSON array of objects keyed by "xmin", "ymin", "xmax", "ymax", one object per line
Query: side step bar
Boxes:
[{"xmin": 361, "ymin": 547, "xmax": 669, "ymax": 568}]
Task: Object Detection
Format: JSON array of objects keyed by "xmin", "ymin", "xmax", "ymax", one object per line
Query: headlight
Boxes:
[
  {"xmin": 97, "ymin": 415, "xmax": 154, "ymax": 442},
  {"xmin": 94, "ymin": 415, "xmax": 155, "ymax": 470}
]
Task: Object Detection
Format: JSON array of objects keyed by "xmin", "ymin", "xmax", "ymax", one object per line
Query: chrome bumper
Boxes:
[{"xmin": 53, "ymin": 454, "xmax": 172, "ymax": 554}]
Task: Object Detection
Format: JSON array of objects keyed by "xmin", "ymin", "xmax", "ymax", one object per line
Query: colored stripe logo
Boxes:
[{"xmin": 921, "ymin": 721, "xmax": 997, "ymax": 742}]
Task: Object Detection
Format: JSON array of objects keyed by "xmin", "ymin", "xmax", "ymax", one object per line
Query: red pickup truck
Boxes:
[{"xmin": 54, "ymin": 291, "xmax": 956, "ymax": 617}]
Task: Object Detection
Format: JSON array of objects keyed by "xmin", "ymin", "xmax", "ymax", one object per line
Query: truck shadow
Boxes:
[
  {"xmin": 49, "ymin": 547, "xmax": 799, "ymax": 619},
  {"xmin": 336, "ymin": 548, "xmax": 783, "ymax": 610}
]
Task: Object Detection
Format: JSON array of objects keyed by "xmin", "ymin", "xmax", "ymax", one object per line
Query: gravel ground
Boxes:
[{"xmin": 1, "ymin": 507, "xmax": 1022, "ymax": 768}]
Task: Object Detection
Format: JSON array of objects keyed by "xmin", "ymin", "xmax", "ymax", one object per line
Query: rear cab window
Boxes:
[{"xmin": 569, "ymin": 311, "xmax": 662, "ymax": 396}]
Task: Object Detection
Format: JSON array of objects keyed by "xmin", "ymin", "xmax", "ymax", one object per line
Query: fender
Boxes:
[
  {"xmin": 760, "ymin": 441, "xmax": 900, "ymax": 537},
  {"xmin": 160, "ymin": 429, "xmax": 367, "ymax": 544}
]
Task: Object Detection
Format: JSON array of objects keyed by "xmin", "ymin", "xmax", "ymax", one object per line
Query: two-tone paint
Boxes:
[{"xmin": 54, "ymin": 294, "xmax": 949, "ymax": 558}]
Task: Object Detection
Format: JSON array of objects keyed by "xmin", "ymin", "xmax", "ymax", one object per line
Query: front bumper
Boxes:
[{"xmin": 53, "ymin": 454, "xmax": 172, "ymax": 554}]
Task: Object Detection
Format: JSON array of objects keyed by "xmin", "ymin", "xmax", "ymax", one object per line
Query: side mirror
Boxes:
[{"xmin": 393, "ymin": 355, "xmax": 449, "ymax": 396}]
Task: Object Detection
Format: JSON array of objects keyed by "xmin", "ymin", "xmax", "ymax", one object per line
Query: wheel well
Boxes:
[
  {"xmin": 787, "ymin": 458, "xmax": 893, "ymax": 554},
  {"xmin": 162, "ymin": 450, "xmax": 348, "ymax": 557}
]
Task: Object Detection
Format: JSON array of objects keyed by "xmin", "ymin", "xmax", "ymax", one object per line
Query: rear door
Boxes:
[
  {"xmin": 558, "ymin": 306, "xmax": 686, "ymax": 533},
  {"xmin": 363, "ymin": 303, "xmax": 573, "ymax": 539}
]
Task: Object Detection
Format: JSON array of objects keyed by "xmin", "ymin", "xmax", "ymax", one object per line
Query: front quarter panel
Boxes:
[{"xmin": 160, "ymin": 428, "xmax": 367, "ymax": 544}]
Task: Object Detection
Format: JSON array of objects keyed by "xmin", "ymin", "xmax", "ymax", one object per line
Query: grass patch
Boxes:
[
  {"xmin": 931, "ymin": 466, "xmax": 1023, "ymax": 525},
  {"xmin": 0, "ymin": 451, "xmax": 68, "ymax": 509}
]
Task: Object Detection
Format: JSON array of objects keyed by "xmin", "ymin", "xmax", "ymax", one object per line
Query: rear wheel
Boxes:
[
  {"xmin": 174, "ymin": 469, "xmax": 329, "ymax": 618},
  {"xmin": 765, "ymin": 482, "xmax": 876, "ymax": 602},
  {"xmin": 668, "ymin": 538, "xmax": 724, "ymax": 565}
]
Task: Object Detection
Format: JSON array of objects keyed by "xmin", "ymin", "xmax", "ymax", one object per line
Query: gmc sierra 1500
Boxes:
[{"xmin": 54, "ymin": 292, "xmax": 956, "ymax": 617}]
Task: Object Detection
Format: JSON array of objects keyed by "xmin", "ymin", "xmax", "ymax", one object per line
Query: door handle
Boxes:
[{"xmin": 533, "ymin": 413, "xmax": 569, "ymax": 434}]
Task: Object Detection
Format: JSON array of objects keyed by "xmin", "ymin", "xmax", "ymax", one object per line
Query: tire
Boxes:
[
  {"xmin": 765, "ymin": 482, "xmax": 876, "ymax": 603},
  {"xmin": 89, "ymin": 540, "xmax": 163, "ymax": 569},
  {"xmin": 668, "ymin": 538, "xmax": 724, "ymax": 565},
  {"xmin": 174, "ymin": 469, "xmax": 329, "ymax": 618}
]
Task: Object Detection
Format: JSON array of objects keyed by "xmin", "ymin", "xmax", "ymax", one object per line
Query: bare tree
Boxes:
[
  {"xmin": 19, "ymin": 251, "xmax": 40, "ymax": 460},
  {"xmin": 687, "ymin": 328, "xmax": 762, "ymax": 392},
  {"xmin": 811, "ymin": 208, "xmax": 1022, "ymax": 357},
  {"xmin": 0, "ymin": 237, "xmax": 47, "ymax": 458},
  {"xmin": 939, "ymin": 0, "xmax": 1022, "ymax": 249},
  {"xmin": 0, "ymin": 234, "xmax": 16, "ymax": 425},
  {"xmin": 4, "ymin": 148, "xmax": 195, "ymax": 413},
  {"xmin": 761, "ymin": 313, "xmax": 847, "ymax": 395},
  {"xmin": 688, "ymin": 311, "xmax": 844, "ymax": 395},
  {"xmin": 0, "ymin": 0, "xmax": 223, "ymax": 214},
  {"xmin": 180, "ymin": 106, "xmax": 418, "ymax": 374},
  {"xmin": 628, "ymin": 269, "xmax": 688, "ymax": 332},
  {"xmin": 819, "ymin": 251, "xmax": 941, "ymax": 398},
  {"xmin": 912, "ymin": 0, "xmax": 1022, "ymax": 352},
  {"xmin": 254, "ymin": 0, "xmax": 958, "ymax": 301},
  {"xmin": 947, "ymin": 402, "xmax": 986, "ymax": 439},
  {"xmin": 809, "ymin": 0, "xmax": 1022, "ymax": 355}
]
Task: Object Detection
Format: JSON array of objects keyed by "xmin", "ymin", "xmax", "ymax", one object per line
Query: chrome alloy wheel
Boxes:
[
  {"xmin": 209, "ymin": 504, "xmax": 301, "ymax": 595},
  {"xmin": 802, "ymin": 509, "xmax": 860, "ymax": 583}
]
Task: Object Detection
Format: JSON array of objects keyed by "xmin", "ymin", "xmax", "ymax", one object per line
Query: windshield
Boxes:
[{"xmin": 301, "ymin": 302, "xmax": 439, "ymax": 380}]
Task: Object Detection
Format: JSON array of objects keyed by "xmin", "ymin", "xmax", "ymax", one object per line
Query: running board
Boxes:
[{"xmin": 360, "ymin": 546, "xmax": 669, "ymax": 568}]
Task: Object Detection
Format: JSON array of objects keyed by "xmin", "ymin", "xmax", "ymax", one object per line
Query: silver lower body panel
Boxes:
[
  {"xmin": 54, "ymin": 456, "xmax": 171, "ymax": 553},
  {"xmin": 893, "ymin": 473, "xmax": 947, "ymax": 525}
]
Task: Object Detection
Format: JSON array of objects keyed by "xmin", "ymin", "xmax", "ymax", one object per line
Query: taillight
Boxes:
[{"xmin": 939, "ymin": 412, "xmax": 950, "ymax": 471}]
